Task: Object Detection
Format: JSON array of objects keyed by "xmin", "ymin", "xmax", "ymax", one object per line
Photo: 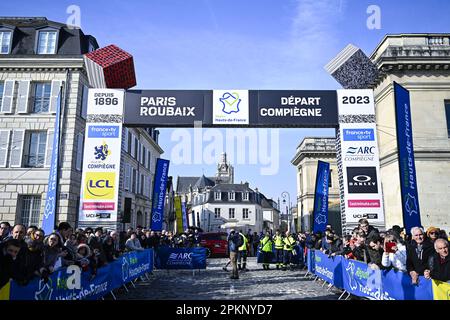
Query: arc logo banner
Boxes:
[{"xmin": 84, "ymin": 172, "xmax": 116, "ymax": 200}]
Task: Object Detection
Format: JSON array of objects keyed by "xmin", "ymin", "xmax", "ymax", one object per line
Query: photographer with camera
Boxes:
[{"xmin": 381, "ymin": 230, "xmax": 407, "ymax": 272}]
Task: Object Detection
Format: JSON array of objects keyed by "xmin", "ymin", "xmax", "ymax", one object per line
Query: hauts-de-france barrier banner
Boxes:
[
  {"xmin": 306, "ymin": 249, "xmax": 434, "ymax": 300},
  {"xmin": 4, "ymin": 250, "xmax": 153, "ymax": 300},
  {"xmin": 312, "ymin": 250, "xmax": 343, "ymax": 288},
  {"xmin": 151, "ymin": 158, "xmax": 170, "ymax": 231},
  {"xmin": 155, "ymin": 247, "xmax": 207, "ymax": 269},
  {"xmin": 79, "ymin": 89, "xmax": 124, "ymax": 227},
  {"xmin": 312, "ymin": 160, "xmax": 330, "ymax": 233},
  {"xmin": 337, "ymin": 89, "xmax": 385, "ymax": 229},
  {"xmin": 393, "ymin": 82, "xmax": 421, "ymax": 233}
]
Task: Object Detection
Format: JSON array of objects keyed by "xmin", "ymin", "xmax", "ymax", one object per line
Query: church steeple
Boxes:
[{"xmin": 216, "ymin": 152, "xmax": 234, "ymax": 184}]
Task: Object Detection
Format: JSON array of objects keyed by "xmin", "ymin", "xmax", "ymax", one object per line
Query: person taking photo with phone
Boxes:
[{"xmin": 381, "ymin": 231, "xmax": 407, "ymax": 272}]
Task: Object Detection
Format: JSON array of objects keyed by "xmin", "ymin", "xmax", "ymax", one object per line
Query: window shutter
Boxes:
[
  {"xmin": 131, "ymin": 135, "xmax": 135, "ymax": 159},
  {"xmin": 10, "ymin": 129, "xmax": 25, "ymax": 167},
  {"xmin": 81, "ymin": 85, "xmax": 88, "ymax": 119},
  {"xmin": 44, "ymin": 130, "xmax": 54, "ymax": 167},
  {"xmin": 76, "ymin": 133, "xmax": 84, "ymax": 171},
  {"xmin": 1, "ymin": 80, "xmax": 15, "ymax": 113},
  {"xmin": 49, "ymin": 80, "xmax": 62, "ymax": 114},
  {"xmin": 17, "ymin": 80, "xmax": 30, "ymax": 114},
  {"xmin": 123, "ymin": 127, "xmax": 128, "ymax": 151},
  {"xmin": 0, "ymin": 130, "xmax": 11, "ymax": 167}
]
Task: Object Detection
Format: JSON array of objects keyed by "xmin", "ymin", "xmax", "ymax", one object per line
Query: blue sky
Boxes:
[{"xmin": 2, "ymin": 0, "xmax": 450, "ymax": 206}]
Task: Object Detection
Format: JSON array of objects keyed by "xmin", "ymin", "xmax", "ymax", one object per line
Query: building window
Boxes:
[
  {"xmin": 445, "ymin": 102, "xmax": 450, "ymax": 138},
  {"xmin": 25, "ymin": 131, "xmax": 46, "ymax": 167},
  {"xmin": 0, "ymin": 31, "xmax": 12, "ymax": 54},
  {"xmin": 37, "ymin": 30, "xmax": 57, "ymax": 54},
  {"xmin": 329, "ymin": 170, "xmax": 332, "ymax": 188},
  {"xmin": 32, "ymin": 83, "xmax": 51, "ymax": 113},
  {"xmin": 0, "ymin": 81, "xmax": 3, "ymax": 106},
  {"xmin": 140, "ymin": 174, "xmax": 144, "ymax": 194},
  {"xmin": 132, "ymin": 168, "xmax": 137, "ymax": 193},
  {"xmin": 214, "ymin": 208, "xmax": 221, "ymax": 219},
  {"xmin": 19, "ymin": 195, "xmax": 41, "ymax": 226},
  {"xmin": 243, "ymin": 208, "xmax": 249, "ymax": 219},
  {"xmin": 229, "ymin": 208, "xmax": 235, "ymax": 219},
  {"xmin": 215, "ymin": 191, "xmax": 221, "ymax": 200},
  {"xmin": 242, "ymin": 192, "xmax": 249, "ymax": 201},
  {"xmin": 147, "ymin": 150, "xmax": 151, "ymax": 170},
  {"xmin": 229, "ymin": 192, "xmax": 235, "ymax": 201},
  {"xmin": 134, "ymin": 137, "xmax": 138, "ymax": 159}
]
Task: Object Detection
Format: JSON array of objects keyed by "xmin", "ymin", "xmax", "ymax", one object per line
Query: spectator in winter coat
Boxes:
[
  {"xmin": 381, "ymin": 232, "xmax": 407, "ymax": 272},
  {"xmin": 0, "ymin": 222, "xmax": 11, "ymax": 242},
  {"xmin": 358, "ymin": 218, "xmax": 379, "ymax": 239},
  {"xmin": 0, "ymin": 239, "xmax": 22, "ymax": 288},
  {"xmin": 407, "ymin": 227, "xmax": 435, "ymax": 285},
  {"xmin": 24, "ymin": 230, "xmax": 45, "ymax": 282},
  {"xmin": 334, "ymin": 235, "xmax": 355, "ymax": 259},
  {"xmin": 426, "ymin": 227, "xmax": 441, "ymax": 243},
  {"xmin": 424, "ymin": 238, "xmax": 450, "ymax": 282},
  {"xmin": 352, "ymin": 231, "xmax": 371, "ymax": 263},
  {"xmin": 42, "ymin": 233, "xmax": 66, "ymax": 274},
  {"xmin": 321, "ymin": 233, "xmax": 342, "ymax": 255},
  {"xmin": 75, "ymin": 243, "xmax": 97, "ymax": 278},
  {"xmin": 102, "ymin": 236, "xmax": 117, "ymax": 262},
  {"xmin": 367, "ymin": 235, "xmax": 384, "ymax": 269},
  {"xmin": 125, "ymin": 232, "xmax": 145, "ymax": 251}
]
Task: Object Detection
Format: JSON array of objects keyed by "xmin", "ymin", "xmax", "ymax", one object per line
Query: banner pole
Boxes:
[{"xmin": 110, "ymin": 291, "xmax": 117, "ymax": 300}]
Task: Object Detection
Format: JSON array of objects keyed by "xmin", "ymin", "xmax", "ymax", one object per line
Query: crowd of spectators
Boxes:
[
  {"xmin": 0, "ymin": 221, "xmax": 203, "ymax": 289},
  {"xmin": 293, "ymin": 219, "xmax": 450, "ymax": 283}
]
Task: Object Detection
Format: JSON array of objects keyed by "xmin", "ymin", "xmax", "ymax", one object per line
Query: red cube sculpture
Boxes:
[{"xmin": 84, "ymin": 44, "xmax": 137, "ymax": 89}]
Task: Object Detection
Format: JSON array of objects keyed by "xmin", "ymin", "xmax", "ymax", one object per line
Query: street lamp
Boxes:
[{"xmin": 281, "ymin": 191, "xmax": 291, "ymax": 232}]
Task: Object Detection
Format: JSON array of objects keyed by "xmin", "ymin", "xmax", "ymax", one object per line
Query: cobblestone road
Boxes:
[{"xmin": 117, "ymin": 257, "xmax": 340, "ymax": 300}]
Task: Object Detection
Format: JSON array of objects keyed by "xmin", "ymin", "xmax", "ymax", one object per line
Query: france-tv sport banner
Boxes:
[
  {"xmin": 151, "ymin": 158, "xmax": 170, "ymax": 231},
  {"xmin": 312, "ymin": 160, "xmax": 330, "ymax": 233},
  {"xmin": 393, "ymin": 82, "xmax": 421, "ymax": 233},
  {"xmin": 337, "ymin": 90, "xmax": 385, "ymax": 226},
  {"xmin": 79, "ymin": 89, "xmax": 124, "ymax": 223}
]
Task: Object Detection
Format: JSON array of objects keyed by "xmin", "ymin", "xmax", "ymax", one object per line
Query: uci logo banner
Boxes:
[{"xmin": 84, "ymin": 172, "xmax": 116, "ymax": 200}]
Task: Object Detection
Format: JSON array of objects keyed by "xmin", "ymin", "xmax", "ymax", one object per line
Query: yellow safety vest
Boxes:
[
  {"xmin": 260, "ymin": 236, "xmax": 273, "ymax": 252},
  {"xmin": 283, "ymin": 236, "xmax": 296, "ymax": 251},
  {"xmin": 238, "ymin": 233, "xmax": 248, "ymax": 251},
  {"xmin": 273, "ymin": 235, "xmax": 284, "ymax": 249}
]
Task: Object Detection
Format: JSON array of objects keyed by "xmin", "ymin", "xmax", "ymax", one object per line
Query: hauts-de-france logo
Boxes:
[
  {"xmin": 220, "ymin": 92, "xmax": 241, "ymax": 114},
  {"xmin": 84, "ymin": 172, "xmax": 115, "ymax": 200},
  {"xmin": 213, "ymin": 90, "xmax": 249, "ymax": 125}
]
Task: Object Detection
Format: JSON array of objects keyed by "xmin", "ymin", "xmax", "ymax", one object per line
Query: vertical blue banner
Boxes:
[
  {"xmin": 151, "ymin": 158, "xmax": 170, "ymax": 231},
  {"xmin": 312, "ymin": 160, "xmax": 330, "ymax": 233},
  {"xmin": 42, "ymin": 88, "xmax": 61, "ymax": 234},
  {"xmin": 394, "ymin": 82, "xmax": 421, "ymax": 233},
  {"xmin": 181, "ymin": 201, "xmax": 188, "ymax": 231}
]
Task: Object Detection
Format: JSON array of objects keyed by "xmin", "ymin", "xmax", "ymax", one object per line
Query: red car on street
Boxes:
[{"xmin": 199, "ymin": 232, "xmax": 228, "ymax": 257}]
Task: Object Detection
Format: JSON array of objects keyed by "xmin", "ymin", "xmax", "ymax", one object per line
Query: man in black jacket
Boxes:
[
  {"xmin": 367, "ymin": 235, "xmax": 384, "ymax": 269},
  {"xmin": 424, "ymin": 238, "xmax": 450, "ymax": 282},
  {"xmin": 358, "ymin": 218, "xmax": 379, "ymax": 239},
  {"xmin": 0, "ymin": 239, "xmax": 22, "ymax": 288},
  {"xmin": 406, "ymin": 227, "xmax": 434, "ymax": 285}
]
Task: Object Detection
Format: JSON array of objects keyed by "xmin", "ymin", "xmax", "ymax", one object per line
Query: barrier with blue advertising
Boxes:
[
  {"xmin": 313, "ymin": 250, "xmax": 343, "ymax": 288},
  {"xmin": 307, "ymin": 249, "xmax": 434, "ymax": 300},
  {"xmin": 6, "ymin": 249, "xmax": 153, "ymax": 300},
  {"xmin": 155, "ymin": 247, "xmax": 206, "ymax": 269}
]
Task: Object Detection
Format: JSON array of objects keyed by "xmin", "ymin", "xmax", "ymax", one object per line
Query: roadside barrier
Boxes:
[
  {"xmin": 305, "ymin": 249, "xmax": 450, "ymax": 300},
  {"xmin": 0, "ymin": 249, "xmax": 153, "ymax": 300}
]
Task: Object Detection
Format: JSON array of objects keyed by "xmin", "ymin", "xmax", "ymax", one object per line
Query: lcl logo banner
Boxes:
[{"xmin": 346, "ymin": 167, "xmax": 378, "ymax": 194}]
